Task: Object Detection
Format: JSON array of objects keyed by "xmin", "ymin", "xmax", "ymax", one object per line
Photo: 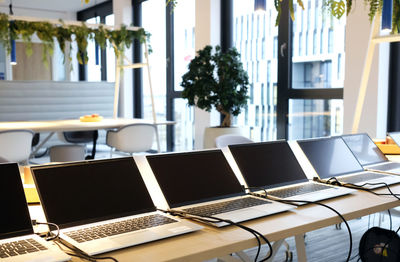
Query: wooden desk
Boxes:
[
  {"xmin": 28, "ymin": 184, "xmax": 400, "ymax": 262},
  {"xmin": 0, "ymin": 118, "xmax": 175, "ymax": 156}
]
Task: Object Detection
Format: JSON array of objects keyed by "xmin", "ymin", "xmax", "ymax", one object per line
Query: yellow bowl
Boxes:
[{"xmin": 80, "ymin": 116, "xmax": 103, "ymax": 122}]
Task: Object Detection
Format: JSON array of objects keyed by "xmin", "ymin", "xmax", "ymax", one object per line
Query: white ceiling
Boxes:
[{"xmin": 0, "ymin": 0, "xmax": 108, "ymax": 13}]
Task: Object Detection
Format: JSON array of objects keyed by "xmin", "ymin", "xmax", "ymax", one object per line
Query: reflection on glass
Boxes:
[
  {"xmin": 86, "ymin": 17, "xmax": 101, "ymax": 82},
  {"xmin": 233, "ymin": 0, "xmax": 278, "ymax": 142},
  {"xmin": 174, "ymin": 98, "xmax": 194, "ymax": 152},
  {"xmin": 174, "ymin": 0, "xmax": 195, "ymax": 92},
  {"xmin": 292, "ymin": 0, "xmax": 345, "ymax": 89},
  {"xmin": 288, "ymin": 99, "xmax": 343, "ymax": 140},
  {"xmin": 105, "ymin": 14, "xmax": 115, "ymax": 82}
]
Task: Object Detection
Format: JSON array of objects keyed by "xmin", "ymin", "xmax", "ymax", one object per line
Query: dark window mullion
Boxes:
[
  {"xmin": 277, "ymin": 0, "xmax": 292, "ymax": 139},
  {"xmin": 288, "ymin": 88, "xmax": 343, "ymax": 100},
  {"xmin": 166, "ymin": 1, "xmax": 174, "ymax": 151}
]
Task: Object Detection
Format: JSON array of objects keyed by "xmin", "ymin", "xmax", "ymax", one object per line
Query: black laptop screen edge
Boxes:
[
  {"xmin": 31, "ymin": 158, "xmax": 157, "ymax": 229},
  {"xmin": 228, "ymin": 141, "xmax": 309, "ymax": 190},
  {"xmin": 0, "ymin": 163, "xmax": 34, "ymax": 240},
  {"xmin": 146, "ymin": 150, "xmax": 246, "ymax": 209}
]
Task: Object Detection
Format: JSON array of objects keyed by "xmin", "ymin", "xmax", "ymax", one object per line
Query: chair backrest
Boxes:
[
  {"xmin": 215, "ymin": 134, "xmax": 253, "ymax": 148},
  {"xmin": 107, "ymin": 124, "xmax": 157, "ymax": 153},
  {"xmin": 0, "ymin": 130, "xmax": 34, "ymax": 163}
]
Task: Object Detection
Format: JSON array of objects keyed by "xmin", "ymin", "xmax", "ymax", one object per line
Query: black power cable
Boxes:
[
  {"xmin": 244, "ymin": 186, "xmax": 353, "ymax": 262},
  {"xmin": 32, "ymin": 220, "xmax": 119, "ymax": 262},
  {"xmin": 158, "ymin": 208, "xmax": 272, "ymax": 262}
]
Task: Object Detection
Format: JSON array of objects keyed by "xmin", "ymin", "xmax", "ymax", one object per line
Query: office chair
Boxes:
[
  {"xmin": 0, "ymin": 129, "xmax": 34, "ymax": 165},
  {"xmin": 106, "ymin": 123, "xmax": 157, "ymax": 157}
]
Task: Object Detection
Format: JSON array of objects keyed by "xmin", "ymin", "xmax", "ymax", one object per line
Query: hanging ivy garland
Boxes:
[
  {"xmin": 168, "ymin": 0, "xmax": 400, "ymax": 33},
  {"xmin": 0, "ymin": 13, "xmax": 150, "ymax": 66}
]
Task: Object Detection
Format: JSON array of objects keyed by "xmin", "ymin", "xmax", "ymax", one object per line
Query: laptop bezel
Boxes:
[
  {"xmin": 0, "ymin": 163, "xmax": 34, "ymax": 240},
  {"xmin": 146, "ymin": 149, "xmax": 246, "ymax": 209},
  {"xmin": 341, "ymin": 133, "xmax": 388, "ymax": 165},
  {"xmin": 31, "ymin": 157, "xmax": 158, "ymax": 229},
  {"xmin": 297, "ymin": 136, "xmax": 365, "ymax": 179},
  {"xmin": 227, "ymin": 140, "xmax": 309, "ymax": 191}
]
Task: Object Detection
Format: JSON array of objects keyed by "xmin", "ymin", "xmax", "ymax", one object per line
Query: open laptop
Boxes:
[
  {"xmin": 342, "ymin": 133, "xmax": 400, "ymax": 174},
  {"xmin": 0, "ymin": 162, "xmax": 70, "ymax": 262},
  {"xmin": 297, "ymin": 137, "xmax": 400, "ymax": 189},
  {"xmin": 227, "ymin": 141, "xmax": 355, "ymax": 203},
  {"xmin": 388, "ymin": 131, "xmax": 400, "ymax": 148},
  {"xmin": 146, "ymin": 149, "xmax": 294, "ymax": 227},
  {"xmin": 31, "ymin": 157, "xmax": 202, "ymax": 256}
]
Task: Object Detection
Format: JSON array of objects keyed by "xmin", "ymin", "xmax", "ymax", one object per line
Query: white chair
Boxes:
[
  {"xmin": 49, "ymin": 144, "xmax": 86, "ymax": 162},
  {"xmin": 106, "ymin": 123, "xmax": 158, "ymax": 157},
  {"xmin": 0, "ymin": 129, "xmax": 34, "ymax": 164},
  {"xmin": 215, "ymin": 134, "xmax": 253, "ymax": 148}
]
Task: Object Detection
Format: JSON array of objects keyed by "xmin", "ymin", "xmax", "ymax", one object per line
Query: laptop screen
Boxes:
[
  {"xmin": 342, "ymin": 133, "xmax": 387, "ymax": 166},
  {"xmin": 228, "ymin": 141, "xmax": 308, "ymax": 189},
  {"xmin": 0, "ymin": 163, "xmax": 33, "ymax": 240},
  {"xmin": 32, "ymin": 157, "xmax": 155, "ymax": 229},
  {"xmin": 297, "ymin": 137, "xmax": 364, "ymax": 179},
  {"xmin": 146, "ymin": 150, "xmax": 245, "ymax": 208},
  {"xmin": 388, "ymin": 132, "xmax": 400, "ymax": 148}
]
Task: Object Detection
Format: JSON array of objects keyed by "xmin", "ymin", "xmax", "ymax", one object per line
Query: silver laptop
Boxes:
[
  {"xmin": 297, "ymin": 137, "xmax": 400, "ymax": 189},
  {"xmin": 0, "ymin": 163, "xmax": 70, "ymax": 262},
  {"xmin": 227, "ymin": 141, "xmax": 354, "ymax": 203},
  {"xmin": 31, "ymin": 157, "xmax": 202, "ymax": 256},
  {"xmin": 146, "ymin": 149, "xmax": 294, "ymax": 227},
  {"xmin": 342, "ymin": 133, "xmax": 400, "ymax": 174}
]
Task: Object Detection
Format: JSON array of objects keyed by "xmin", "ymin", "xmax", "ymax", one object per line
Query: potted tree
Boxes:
[{"xmin": 181, "ymin": 45, "xmax": 250, "ymax": 148}]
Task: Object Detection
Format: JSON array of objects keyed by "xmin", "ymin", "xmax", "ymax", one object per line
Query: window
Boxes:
[{"xmin": 234, "ymin": 0, "xmax": 278, "ymax": 141}]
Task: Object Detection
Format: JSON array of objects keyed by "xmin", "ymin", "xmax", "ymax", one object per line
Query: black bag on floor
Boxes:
[{"xmin": 359, "ymin": 227, "xmax": 400, "ymax": 262}]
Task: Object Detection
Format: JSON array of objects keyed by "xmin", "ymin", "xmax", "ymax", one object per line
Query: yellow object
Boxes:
[
  {"xmin": 376, "ymin": 144, "xmax": 400, "ymax": 155},
  {"xmin": 24, "ymin": 184, "xmax": 40, "ymax": 204},
  {"xmin": 79, "ymin": 116, "xmax": 103, "ymax": 122}
]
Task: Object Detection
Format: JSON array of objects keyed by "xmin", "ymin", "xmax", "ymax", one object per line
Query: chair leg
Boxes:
[{"xmin": 110, "ymin": 147, "xmax": 114, "ymax": 158}]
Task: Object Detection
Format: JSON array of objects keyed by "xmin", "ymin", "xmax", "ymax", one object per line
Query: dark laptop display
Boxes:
[
  {"xmin": 0, "ymin": 163, "xmax": 33, "ymax": 239},
  {"xmin": 228, "ymin": 141, "xmax": 308, "ymax": 189},
  {"xmin": 341, "ymin": 133, "xmax": 387, "ymax": 166},
  {"xmin": 297, "ymin": 137, "xmax": 364, "ymax": 179},
  {"xmin": 146, "ymin": 150, "xmax": 245, "ymax": 208},
  {"xmin": 32, "ymin": 157, "xmax": 155, "ymax": 229}
]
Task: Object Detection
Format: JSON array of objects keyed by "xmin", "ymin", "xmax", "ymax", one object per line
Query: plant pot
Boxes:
[{"xmin": 203, "ymin": 126, "xmax": 247, "ymax": 148}]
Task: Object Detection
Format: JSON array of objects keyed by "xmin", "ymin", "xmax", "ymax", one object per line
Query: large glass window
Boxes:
[
  {"xmin": 86, "ymin": 16, "xmax": 102, "ymax": 82},
  {"xmin": 233, "ymin": 0, "xmax": 278, "ymax": 141},
  {"xmin": 288, "ymin": 1, "xmax": 345, "ymax": 139},
  {"xmin": 142, "ymin": 0, "xmax": 167, "ymax": 152}
]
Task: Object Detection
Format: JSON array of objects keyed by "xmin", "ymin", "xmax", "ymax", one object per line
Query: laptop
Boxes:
[
  {"xmin": 388, "ymin": 131, "xmax": 400, "ymax": 148},
  {"xmin": 146, "ymin": 149, "xmax": 294, "ymax": 227},
  {"xmin": 297, "ymin": 137, "xmax": 400, "ymax": 189},
  {"xmin": 0, "ymin": 163, "xmax": 70, "ymax": 262},
  {"xmin": 227, "ymin": 141, "xmax": 355, "ymax": 203},
  {"xmin": 31, "ymin": 157, "xmax": 202, "ymax": 256},
  {"xmin": 342, "ymin": 133, "xmax": 400, "ymax": 174}
]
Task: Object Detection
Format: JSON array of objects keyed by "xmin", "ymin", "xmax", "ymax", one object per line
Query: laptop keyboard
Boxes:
[
  {"xmin": 65, "ymin": 214, "xmax": 177, "ymax": 243},
  {"xmin": 372, "ymin": 162, "xmax": 400, "ymax": 171},
  {"xmin": 182, "ymin": 197, "xmax": 271, "ymax": 217},
  {"xmin": 338, "ymin": 172, "xmax": 389, "ymax": 184},
  {"xmin": 268, "ymin": 183, "xmax": 332, "ymax": 199},
  {"xmin": 0, "ymin": 238, "xmax": 47, "ymax": 258}
]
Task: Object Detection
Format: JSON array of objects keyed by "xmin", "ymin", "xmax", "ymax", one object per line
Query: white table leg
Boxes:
[{"xmin": 295, "ymin": 234, "xmax": 307, "ymax": 262}]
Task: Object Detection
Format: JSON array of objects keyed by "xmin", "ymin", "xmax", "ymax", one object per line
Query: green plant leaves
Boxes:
[
  {"xmin": 181, "ymin": 45, "xmax": 249, "ymax": 127},
  {"xmin": 0, "ymin": 12, "xmax": 150, "ymax": 67},
  {"xmin": 330, "ymin": 0, "xmax": 346, "ymax": 19}
]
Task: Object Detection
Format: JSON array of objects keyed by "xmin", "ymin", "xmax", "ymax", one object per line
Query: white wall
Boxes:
[
  {"xmin": 194, "ymin": 0, "xmax": 221, "ymax": 149},
  {"xmin": 343, "ymin": 0, "xmax": 389, "ymax": 138}
]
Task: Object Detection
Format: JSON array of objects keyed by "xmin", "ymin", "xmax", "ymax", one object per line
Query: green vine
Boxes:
[{"xmin": 0, "ymin": 13, "xmax": 150, "ymax": 68}]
